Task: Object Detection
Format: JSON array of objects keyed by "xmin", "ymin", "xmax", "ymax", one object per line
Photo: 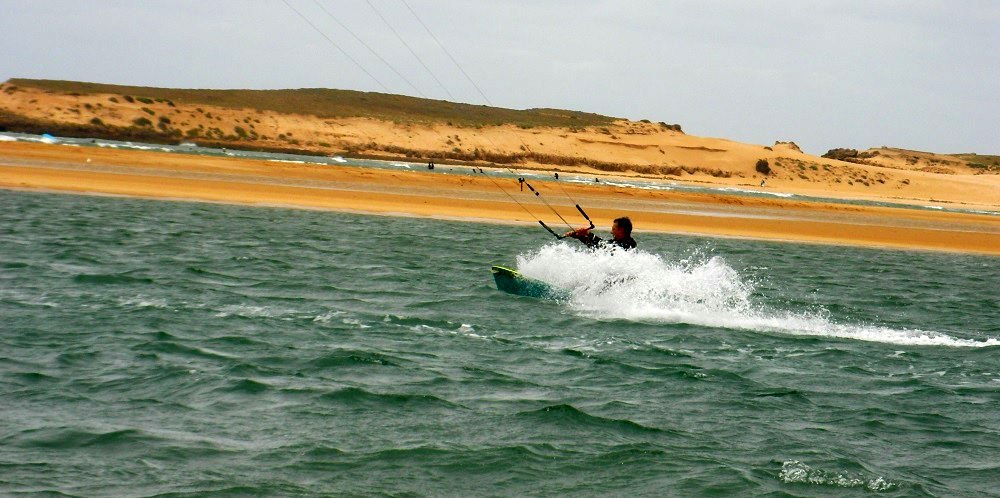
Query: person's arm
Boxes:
[{"xmin": 564, "ymin": 227, "xmax": 599, "ymax": 247}]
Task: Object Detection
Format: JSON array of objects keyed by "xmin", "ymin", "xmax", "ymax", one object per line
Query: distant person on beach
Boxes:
[{"xmin": 565, "ymin": 216, "xmax": 637, "ymax": 251}]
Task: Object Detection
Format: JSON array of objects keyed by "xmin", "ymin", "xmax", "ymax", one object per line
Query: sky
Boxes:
[{"xmin": 2, "ymin": 0, "xmax": 998, "ymax": 155}]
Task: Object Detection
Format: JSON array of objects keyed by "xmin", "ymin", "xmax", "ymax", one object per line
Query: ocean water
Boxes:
[{"xmin": 1, "ymin": 189, "xmax": 998, "ymax": 497}]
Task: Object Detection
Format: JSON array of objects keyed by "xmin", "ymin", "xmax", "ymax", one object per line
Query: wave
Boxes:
[
  {"xmin": 560, "ymin": 347, "xmax": 709, "ymax": 380},
  {"xmin": 778, "ymin": 460, "xmax": 899, "ymax": 492},
  {"xmin": 185, "ymin": 265, "xmax": 262, "ymax": 285},
  {"xmin": 141, "ymin": 336, "xmax": 239, "ymax": 361},
  {"xmin": 222, "ymin": 378, "xmax": 272, "ymax": 394},
  {"xmin": 118, "ymin": 296, "xmax": 169, "ymax": 309},
  {"xmin": 1, "ymin": 288, "xmax": 61, "ymax": 308},
  {"xmin": 3, "ymin": 427, "xmax": 156, "ymax": 450},
  {"xmin": 316, "ymin": 386, "xmax": 461, "ymax": 409},
  {"xmin": 454, "ymin": 365, "xmax": 542, "ymax": 389},
  {"xmin": 8, "ymin": 371, "xmax": 58, "ymax": 384},
  {"xmin": 212, "ymin": 303, "xmax": 296, "ymax": 319},
  {"xmin": 73, "ymin": 272, "xmax": 154, "ymax": 285},
  {"xmin": 516, "ymin": 404, "xmax": 665, "ymax": 434},
  {"xmin": 308, "ymin": 349, "xmax": 403, "ymax": 368},
  {"xmin": 207, "ymin": 334, "xmax": 273, "ymax": 348},
  {"xmin": 717, "ymin": 186, "xmax": 795, "ymax": 198},
  {"xmin": 516, "ymin": 244, "xmax": 999, "ymax": 348},
  {"xmin": 302, "ymin": 445, "xmax": 347, "ymax": 459},
  {"xmin": 381, "ymin": 314, "xmax": 489, "ymax": 339}
]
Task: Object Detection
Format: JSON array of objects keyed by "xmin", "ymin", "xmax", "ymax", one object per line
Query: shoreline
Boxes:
[
  {"xmin": 4, "ymin": 131, "xmax": 998, "ymax": 216},
  {"xmin": 2, "ymin": 141, "xmax": 999, "ymax": 256}
]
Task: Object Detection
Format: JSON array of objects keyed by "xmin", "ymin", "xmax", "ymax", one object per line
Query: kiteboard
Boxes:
[{"xmin": 491, "ymin": 265, "xmax": 569, "ymax": 300}]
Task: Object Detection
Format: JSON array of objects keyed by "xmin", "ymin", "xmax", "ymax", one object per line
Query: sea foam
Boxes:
[
  {"xmin": 779, "ymin": 460, "xmax": 898, "ymax": 491},
  {"xmin": 516, "ymin": 243, "xmax": 998, "ymax": 348}
]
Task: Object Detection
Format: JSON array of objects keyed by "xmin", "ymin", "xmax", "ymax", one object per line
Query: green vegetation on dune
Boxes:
[
  {"xmin": 951, "ymin": 153, "xmax": 1000, "ymax": 172},
  {"xmin": 0, "ymin": 108, "xmax": 175, "ymax": 144},
  {"xmin": 7, "ymin": 78, "xmax": 618, "ymax": 128}
]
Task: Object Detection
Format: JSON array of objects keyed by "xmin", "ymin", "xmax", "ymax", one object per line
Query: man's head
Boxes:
[{"xmin": 611, "ymin": 216, "xmax": 632, "ymax": 239}]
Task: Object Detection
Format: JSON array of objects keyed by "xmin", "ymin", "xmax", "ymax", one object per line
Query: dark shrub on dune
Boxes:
[{"xmin": 755, "ymin": 159, "xmax": 771, "ymax": 175}]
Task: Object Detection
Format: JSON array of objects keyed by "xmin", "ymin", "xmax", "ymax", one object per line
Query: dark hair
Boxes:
[{"xmin": 613, "ymin": 216, "xmax": 632, "ymax": 235}]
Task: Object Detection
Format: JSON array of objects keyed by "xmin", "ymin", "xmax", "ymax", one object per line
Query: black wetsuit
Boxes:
[{"xmin": 572, "ymin": 232, "xmax": 637, "ymax": 251}]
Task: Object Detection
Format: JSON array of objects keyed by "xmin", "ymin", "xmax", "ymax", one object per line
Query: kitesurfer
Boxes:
[{"xmin": 565, "ymin": 216, "xmax": 636, "ymax": 250}]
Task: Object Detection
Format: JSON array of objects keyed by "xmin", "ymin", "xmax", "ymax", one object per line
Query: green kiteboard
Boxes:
[{"xmin": 491, "ymin": 266, "xmax": 569, "ymax": 300}]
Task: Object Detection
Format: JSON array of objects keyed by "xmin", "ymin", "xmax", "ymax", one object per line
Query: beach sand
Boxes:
[{"xmin": 2, "ymin": 141, "xmax": 999, "ymax": 255}]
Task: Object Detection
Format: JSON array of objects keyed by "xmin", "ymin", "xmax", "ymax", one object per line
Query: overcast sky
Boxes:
[{"xmin": 3, "ymin": 0, "xmax": 998, "ymax": 154}]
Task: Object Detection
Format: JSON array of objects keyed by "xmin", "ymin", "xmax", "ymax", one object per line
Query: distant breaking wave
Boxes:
[
  {"xmin": 516, "ymin": 244, "xmax": 999, "ymax": 348},
  {"xmin": 779, "ymin": 460, "xmax": 898, "ymax": 492}
]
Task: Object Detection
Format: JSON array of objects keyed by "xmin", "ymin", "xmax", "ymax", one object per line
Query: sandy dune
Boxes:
[{"xmin": 2, "ymin": 82, "xmax": 998, "ymax": 213}]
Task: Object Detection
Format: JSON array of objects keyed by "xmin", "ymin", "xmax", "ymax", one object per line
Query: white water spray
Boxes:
[{"xmin": 516, "ymin": 244, "xmax": 998, "ymax": 348}]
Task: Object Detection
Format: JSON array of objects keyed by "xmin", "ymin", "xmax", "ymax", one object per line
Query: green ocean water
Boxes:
[{"xmin": 1, "ymin": 189, "xmax": 998, "ymax": 497}]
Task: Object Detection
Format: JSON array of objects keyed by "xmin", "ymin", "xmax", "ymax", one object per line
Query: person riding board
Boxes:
[{"xmin": 564, "ymin": 216, "xmax": 637, "ymax": 250}]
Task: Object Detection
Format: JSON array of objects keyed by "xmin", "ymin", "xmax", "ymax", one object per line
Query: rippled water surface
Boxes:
[{"xmin": 1, "ymin": 190, "xmax": 998, "ymax": 497}]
